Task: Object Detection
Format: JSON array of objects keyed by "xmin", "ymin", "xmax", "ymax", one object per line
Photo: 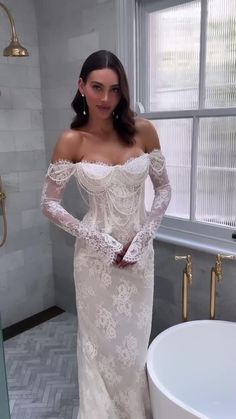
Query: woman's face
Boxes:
[{"xmin": 79, "ymin": 68, "xmax": 121, "ymax": 120}]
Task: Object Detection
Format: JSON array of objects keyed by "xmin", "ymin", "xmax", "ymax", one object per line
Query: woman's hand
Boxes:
[{"xmin": 114, "ymin": 240, "xmax": 136, "ymax": 268}]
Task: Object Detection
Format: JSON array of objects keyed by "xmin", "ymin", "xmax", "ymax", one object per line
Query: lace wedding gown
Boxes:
[{"xmin": 41, "ymin": 149, "xmax": 171, "ymax": 419}]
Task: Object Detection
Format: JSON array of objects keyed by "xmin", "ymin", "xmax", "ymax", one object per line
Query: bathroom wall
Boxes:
[
  {"xmin": 0, "ymin": 0, "xmax": 54, "ymax": 327},
  {"xmin": 34, "ymin": 0, "xmax": 117, "ymax": 313}
]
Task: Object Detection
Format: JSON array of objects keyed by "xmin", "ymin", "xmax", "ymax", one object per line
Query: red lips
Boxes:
[{"xmin": 96, "ymin": 105, "xmax": 111, "ymax": 111}]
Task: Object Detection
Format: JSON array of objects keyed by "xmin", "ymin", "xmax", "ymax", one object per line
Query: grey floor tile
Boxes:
[{"xmin": 4, "ymin": 312, "xmax": 79, "ymax": 419}]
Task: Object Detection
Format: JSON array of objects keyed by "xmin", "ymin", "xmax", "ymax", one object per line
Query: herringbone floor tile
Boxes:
[{"xmin": 4, "ymin": 312, "xmax": 79, "ymax": 419}]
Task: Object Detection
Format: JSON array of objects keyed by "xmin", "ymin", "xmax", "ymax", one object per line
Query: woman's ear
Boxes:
[{"xmin": 78, "ymin": 78, "xmax": 85, "ymax": 95}]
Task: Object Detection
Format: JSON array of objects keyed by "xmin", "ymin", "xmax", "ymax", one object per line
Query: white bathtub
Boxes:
[{"xmin": 147, "ymin": 320, "xmax": 236, "ymax": 419}]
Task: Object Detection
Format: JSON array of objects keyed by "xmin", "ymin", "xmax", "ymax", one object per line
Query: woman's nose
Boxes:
[{"xmin": 101, "ymin": 91, "xmax": 109, "ymax": 101}]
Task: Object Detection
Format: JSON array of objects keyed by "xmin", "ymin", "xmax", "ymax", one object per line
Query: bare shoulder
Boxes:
[
  {"xmin": 135, "ymin": 117, "xmax": 161, "ymax": 153},
  {"xmin": 51, "ymin": 129, "xmax": 83, "ymax": 163}
]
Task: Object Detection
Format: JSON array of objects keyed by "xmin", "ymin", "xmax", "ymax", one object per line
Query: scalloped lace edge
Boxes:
[{"xmin": 49, "ymin": 148, "xmax": 163, "ymax": 168}]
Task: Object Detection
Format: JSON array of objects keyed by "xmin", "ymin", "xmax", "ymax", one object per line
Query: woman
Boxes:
[{"xmin": 41, "ymin": 50, "xmax": 171, "ymax": 419}]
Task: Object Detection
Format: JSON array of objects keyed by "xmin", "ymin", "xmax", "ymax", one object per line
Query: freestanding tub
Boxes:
[{"xmin": 147, "ymin": 320, "xmax": 236, "ymax": 419}]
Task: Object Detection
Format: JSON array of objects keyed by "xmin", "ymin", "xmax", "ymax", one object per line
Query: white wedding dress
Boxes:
[{"xmin": 41, "ymin": 149, "xmax": 171, "ymax": 419}]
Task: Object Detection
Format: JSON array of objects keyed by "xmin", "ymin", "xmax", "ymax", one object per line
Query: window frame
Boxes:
[{"xmin": 116, "ymin": 0, "xmax": 236, "ymax": 255}]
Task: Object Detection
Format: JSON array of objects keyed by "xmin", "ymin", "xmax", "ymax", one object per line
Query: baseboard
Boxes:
[{"xmin": 2, "ymin": 306, "xmax": 65, "ymax": 341}]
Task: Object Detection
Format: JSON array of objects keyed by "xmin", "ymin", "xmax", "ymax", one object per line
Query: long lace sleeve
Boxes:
[
  {"xmin": 122, "ymin": 149, "xmax": 171, "ymax": 263},
  {"xmin": 41, "ymin": 161, "xmax": 123, "ymax": 265}
]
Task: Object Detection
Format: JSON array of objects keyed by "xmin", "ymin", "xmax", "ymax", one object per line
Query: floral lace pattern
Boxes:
[
  {"xmin": 41, "ymin": 149, "xmax": 170, "ymax": 419},
  {"xmin": 112, "ymin": 279, "xmax": 138, "ymax": 319}
]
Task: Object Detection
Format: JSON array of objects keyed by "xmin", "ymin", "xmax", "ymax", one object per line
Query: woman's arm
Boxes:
[
  {"xmin": 119, "ymin": 119, "xmax": 171, "ymax": 266},
  {"xmin": 41, "ymin": 131, "xmax": 123, "ymax": 265}
]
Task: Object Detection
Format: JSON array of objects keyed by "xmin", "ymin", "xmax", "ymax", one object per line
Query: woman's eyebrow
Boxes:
[{"xmin": 91, "ymin": 81, "xmax": 120, "ymax": 87}]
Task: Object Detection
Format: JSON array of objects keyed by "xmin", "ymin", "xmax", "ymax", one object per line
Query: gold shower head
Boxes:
[
  {"xmin": 3, "ymin": 38, "xmax": 29, "ymax": 57},
  {"xmin": 0, "ymin": 2, "xmax": 29, "ymax": 57}
]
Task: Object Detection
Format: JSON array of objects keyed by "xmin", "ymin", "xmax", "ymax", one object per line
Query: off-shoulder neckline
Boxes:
[{"xmin": 50, "ymin": 148, "xmax": 163, "ymax": 169}]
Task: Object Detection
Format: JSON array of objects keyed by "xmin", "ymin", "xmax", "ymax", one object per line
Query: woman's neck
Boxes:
[{"xmin": 85, "ymin": 114, "xmax": 115, "ymax": 137}]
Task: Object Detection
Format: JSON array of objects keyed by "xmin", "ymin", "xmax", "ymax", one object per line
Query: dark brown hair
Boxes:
[{"xmin": 70, "ymin": 50, "xmax": 136, "ymax": 145}]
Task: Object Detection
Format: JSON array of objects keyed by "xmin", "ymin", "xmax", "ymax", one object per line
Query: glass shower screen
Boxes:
[{"xmin": 0, "ymin": 315, "xmax": 10, "ymax": 419}]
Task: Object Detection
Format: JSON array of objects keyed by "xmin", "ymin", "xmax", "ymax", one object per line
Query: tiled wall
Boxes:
[
  {"xmin": 0, "ymin": 0, "xmax": 54, "ymax": 327},
  {"xmin": 34, "ymin": 0, "xmax": 117, "ymax": 313}
]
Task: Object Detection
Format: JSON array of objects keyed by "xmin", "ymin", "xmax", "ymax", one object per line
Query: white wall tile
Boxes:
[
  {"xmin": 0, "ymin": 224, "xmax": 51, "ymax": 257},
  {"xmin": 4, "ymin": 0, "xmax": 36, "ymax": 23},
  {"xmin": 16, "ymin": 150, "xmax": 46, "ymax": 171},
  {"xmin": 30, "ymin": 109, "xmax": 43, "ymax": 129},
  {"xmin": 67, "ymin": 32, "xmax": 100, "ymax": 62},
  {"xmin": 6, "ymin": 190, "xmax": 40, "ymax": 211},
  {"xmin": 19, "ymin": 170, "xmax": 46, "ymax": 191},
  {"xmin": 0, "ymin": 250, "xmax": 24, "ymax": 273},
  {"xmin": 42, "ymin": 86, "xmax": 73, "ymax": 109},
  {"xmin": 23, "ymin": 242, "xmax": 52, "ymax": 265},
  {"xmin": 0, "ymin": 272, "xmax": 9, "ymax": 294},
  {"xmin": 28, "ymin": 66, "xmax": 41, "ymax": 88},
  {"xmin": 14, "ymin": 130, "xmax": 45, "ymax": 151},
  {"xmin": 22, "ymin": 207, "xmax": 46, "ymax": 228},
  {"xmin": 0, "ymin": 13, "xmax": 10, "ymax": 42},
  {"xmin": 0, "ymin": 109, "xmax": 32, "ymax": 130},
  {"xmin": 0, "ymin": 87, "xmax": 12, "ymax": 109},
  {"xmin": 7, "ymin": 212, "xmax": 22, "ymax": 235},
  {"xmin": 12, "ymin": 88, "xmax": 42, "ymax": 110},
  {"xmin": 16, "ymin": 20, "xmax": 39, "ymax": 46},
  {"xmin": 43, "ymin": 108, "xmax": 74, "ymax": 131},
  {"xmin": 0, "ymin": 131, "xmax": 15, "ymax": 152},
  {"xmin": 0, "ymin": 151, "xmax": 17, "ymax": 174},
  {"xmin": 0, "ymin": 0, "xmax": 52, "ymax": 327},
  {"xmin": 0, "ymin": 63, "xmax": 32, "ymax": 87}
]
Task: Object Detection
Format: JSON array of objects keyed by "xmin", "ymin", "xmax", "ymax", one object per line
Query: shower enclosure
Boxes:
[{"xmin": 0, "ymin": 316, "xmax": 10, "ymax": 419}]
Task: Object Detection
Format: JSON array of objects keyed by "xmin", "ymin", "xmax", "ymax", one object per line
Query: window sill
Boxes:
[{"xmin": 155, "ymin": 225, "xmax": 236, "ymax": 256}]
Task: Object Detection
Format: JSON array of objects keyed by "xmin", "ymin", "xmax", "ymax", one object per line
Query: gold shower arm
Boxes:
[
  {"xmin": 0, "ymin": 2, "xmax": 17, "ymax": 41},
  {"xmin": 0, "ymin": 2, "xmax": 29, "ymax": 56}
]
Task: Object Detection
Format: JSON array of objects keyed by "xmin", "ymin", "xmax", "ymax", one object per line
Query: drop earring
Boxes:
[
  {"xmin": 82, "ymin": 94, "xmax": 86, "ymax": 116},
  {"xmin": 113, "ymin": 111, "xmax": 119, "ymax": 120}
]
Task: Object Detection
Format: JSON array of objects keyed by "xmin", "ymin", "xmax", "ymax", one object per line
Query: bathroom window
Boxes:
[{"xmin": 117, "ymin": 0, "xmax": 236, "ymax": 252}]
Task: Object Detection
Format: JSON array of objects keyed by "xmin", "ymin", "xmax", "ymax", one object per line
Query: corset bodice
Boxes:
[
  {"xmin": 74, "ymin": 154, "xmax": 150, "ymax": 243},
  {"xmin": 42, "ymin": 148, "xmax": 171, "ymax": 263}
]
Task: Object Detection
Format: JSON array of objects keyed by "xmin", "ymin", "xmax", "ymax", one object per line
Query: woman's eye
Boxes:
[
  {"xmin": 112, "ymin": 87, "xmax": 120, "ymax": 93},
  {"xmin": 93, "ymin": 85, "xmax": 102, "ymax": 91}
]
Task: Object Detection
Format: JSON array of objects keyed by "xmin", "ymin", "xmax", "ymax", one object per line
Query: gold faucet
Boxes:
[
  {"xmin": 0, "ymin": 191, "xmax": 6, "ymax": 201},
  {"xmin": 175, "ymin": 255, "xmax": 192, "ymax": 322},
  {"xmin": 210, "ymin": 254, "xmax": 236, "ymax": 320}
]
